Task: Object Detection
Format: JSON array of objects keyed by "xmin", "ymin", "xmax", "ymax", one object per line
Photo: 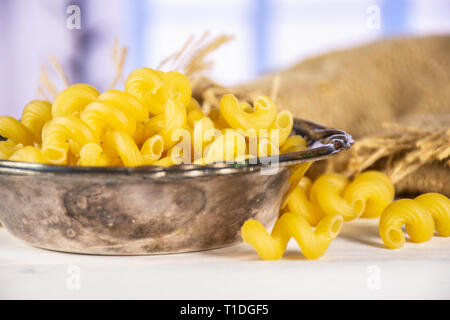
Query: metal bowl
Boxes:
[{"xmin": 0, "ymin": 119, "xmax": 353, "ymax": 255}]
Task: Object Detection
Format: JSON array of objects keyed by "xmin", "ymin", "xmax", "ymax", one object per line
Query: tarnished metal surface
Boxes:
[{"xmin": 0, "ymin": 119, "xmax": 352, "ymax": 255}]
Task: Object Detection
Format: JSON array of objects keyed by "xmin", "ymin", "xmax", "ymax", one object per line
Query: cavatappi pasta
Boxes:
[
  {"xmin": 283, "ymin": 171, "xmax": 395, "ymax": 226},
  {"xmin": 379, "ymin": 193, "xmax": 450, "ymax": 249},
  {"xmin": 242, "ymin": 212, "xmax": 343, "ymax": 260},
  {"xmin": 0, "ymin": 67, "xmax": 302, "ymax": 167},
  {"xmin": 243, "ymin": 169, "xmax": 449, "ymax": 260},
  {"xmin": 3, "ymin": 65, "xmax": 447, "ymax": 260},
  {"xmin": 242, "ymin": 170, "xmax": 395, "ymax": 260}
]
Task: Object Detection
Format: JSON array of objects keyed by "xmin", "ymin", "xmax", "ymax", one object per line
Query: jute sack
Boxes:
[{"xmin": 194, "ymin": 35, "xmax": 450, "ymax": 196}]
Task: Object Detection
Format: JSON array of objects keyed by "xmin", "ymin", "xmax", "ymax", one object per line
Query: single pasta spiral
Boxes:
[
  {"xmin": 52, "ymin": 84, "xmax": 99, "ymax": 117},
  {"xmin": 379, "ymin": 193, "xmax": 450, "ymax": 249},
  {"xmin": 0, "ymin": 103, "xmax": 51, "ymax": 162},
  {"xmin": 80, "ymin": 89, "xmax": 148, "ymax": 137},
  {"xmin": 102, "ymin": 131, "xmax": 164, "ymax": 167},
  {"xmin": 158, "ymin": 99, "xmax": 188, "ymax": 150},
  {"xmin": 309, "ymin": 173, "xmax": 355, "ymax": 221},
  {"xmin": 21, "ymin": 100, "xmax": 52, "ymax": 140},
  {"xmin": 268, "ymin": 110, "xmax": 294, "ymax": 146},
  {"xmin": 344, "ymin": 171, "xmax": 395, "ymax": 219},
  {"xmin": 0, "ymin": 116, "xmax": 37, "ymax": 146},
  {"xmin": 242, "ymin": 212, "xmax": 343, "ymax": 260},
  {"xmin": 41, "ymin": 116, "xmax": 97, "ymax": 164},
  {"xmin": 219, "ymin": 94, "xmax": 278, "ymax": 134},
  {"xmin": 201, "ymin": 130, "xmax": 247, "ymax": 164},
  {"xmin": 125, "ymin": 68, "xmax": 191, "ymax": 115},
  {"xmin": 241, "ymin": 162, "xmax": 345, "ymax": 260}
]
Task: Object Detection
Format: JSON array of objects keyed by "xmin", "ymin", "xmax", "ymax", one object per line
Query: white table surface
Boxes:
[{"xmin": 1, "ymin": 218, "xmax": 449, "ymax": 300}]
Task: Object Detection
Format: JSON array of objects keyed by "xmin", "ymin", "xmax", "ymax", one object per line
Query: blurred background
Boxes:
[{"xmin": 0, "ymin": 0, "xmax": 449, "ymax": 118}]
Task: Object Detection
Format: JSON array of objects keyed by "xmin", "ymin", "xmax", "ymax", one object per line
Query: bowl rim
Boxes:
[{"xmin": 0, "ymin": 118, "xmax": 353, "ymax": 177}]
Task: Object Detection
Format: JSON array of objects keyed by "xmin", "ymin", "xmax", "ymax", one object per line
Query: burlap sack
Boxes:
[{"xmin": 194, "ymin": 35, "xmax": 450, "ymax": 196}]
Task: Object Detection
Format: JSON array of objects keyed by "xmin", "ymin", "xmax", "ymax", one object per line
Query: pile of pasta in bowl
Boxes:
[{"xmin": 0, "ymin": 68, "xmax": 303, "ymax": 167}]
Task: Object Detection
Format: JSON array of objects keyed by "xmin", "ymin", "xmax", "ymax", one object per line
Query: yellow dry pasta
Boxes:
[
  {"xmin": 309, "ymin": 173, "xmax": 355, "ymax": 221},
  {"xmin": 287, "ymin": 177, "xmax": 323, "ymax": 227},
  {"xmin": 41, "ymin": 116, "xmax": 97, "ymax": 164},
  {"xmin": 0, "ymin": 116, "xmax": 37, "ymax": 146},
  {"xmin": 415, "ymin": 193, "xmax": 450, "ymax": 237},
  {"xmin": 80, "ymin": 90, "xmax": 146, "ymax": 137},
  {"xmin": 239, "ymin": 101, "xmax": 253, "ymax": 112},
  {"xmin": 81, "ymin": 101, "xmax": 135, "ymax": 137},
  {"xmin": 125, "ymin": 68, "xmax": 191, "ymax": 116},
  {"xmin": 203, "ymin": 129, "xmax": 246, "ymax": 164},
  {"xmin": 140, "ymin": 135, "xmax": 164, "ymax": 164},
  {"xmin": 159, "ymin": 71, "xmax": 191, "ymax": 107},
  {"xmin": 97, "ymin": 90, "xmax": 148, "ymax": 122},
  {"xmin": 208, "ymin": 108, "xmax": 229, "ymax": 130},
  {"xmin": 125, "ymin": 68, "xmax": 165, "ymax": 115},
  {"xmin": 256, "ymin": 137, "xmax": 279, "ymax": 157},
  {"xmin": 0, "ymin": 140, "xmax": 23, "ymax": 159},
  {"xmin": 187, "ymin": 107, "xmax": 206, "ymax": 129},
  {"xmin": 285, "ymin": 171, "xmax": 395, "ymax": 226},
  {"xmin": 132, "ymin": 121, "xmax": 147, "ymax": 147},
  {"xmin": 1, "ymin": 67, "xmax": 306, "ymax": 168},
  {"xmin": 186, "ymin": 97, "xmax": 201, "ymax": 112},
  {"xmin": 52, "ymin": 84, "xmax": 99, "ymax": 117},
  {"xmin": 99, "ymin": 151, "xmax": 122, "ymax": 167},
  {"xmin": 186, "ymin": 97, "xmax": 204, "ymax": 128},
  {"xmin": 144, "ymin": 114, "xmax": 165, "ymax": 139},
  {"xmin": 379, "ymin": 193, "xmax": 450, "ymax": 249},
  {"xmin": 241, "ymin": 212, "xmax": 343, "ymax": 260},
  {"xmin": 344, "ymin": 171, "xmax": 395, "ymax": 218},
  {"xmin": 219, "ymin": 94, "xmax": 277, "ymax": 133},
  {"xmin": 168, "ymin": 139, "xmax": 192, "ymax": 165},
  {"xmin": 104, "ymin": 131, "xmax": 165, "ymax": 167},
  {"xmin": 78, "ymin": 142, "xmax": 104, "ymax": 166},
  {"xmin": 153, "ymin": 155, "xmax": 182, "ymax": 167},
  {"xmin": 159, "ymin": 99, "xmax": 187, "ymax": 150},
  {"xmin": 21, "ymin": 100, "xmax": 52, "ymax": 140},
  {"xmin": 281, "ymin": 162, "xmax": 313, "ymax": 209},
  {"xmin": 9, "ymin": 146, "xmax": 46, "ymax": 163},
  {"xmin": 280, "ymin": 135, "xmax": 306, "ymax": 153},
  {"xmin": 192, "ymin": 117, "xmax": 216, "ymax": 161},
  {"xmin": 268, "ymin": 110, "xmax": 294, "ymax": 146},
  {"xmin": 104, "ymin": 131, "xmax": 144, "ymax": 167}
]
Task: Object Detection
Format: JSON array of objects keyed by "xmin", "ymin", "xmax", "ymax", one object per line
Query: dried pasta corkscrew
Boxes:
[
  {"xmin": 242, "ymin": 212, "xmax": 343, "ymax": 260},
  {"xmin": 379, "ymin": 193, "xmax": 450, "ymax": 249},
  {"xmin": 287, "ymin": 171, "xmax": 395, "ymax": 226}
]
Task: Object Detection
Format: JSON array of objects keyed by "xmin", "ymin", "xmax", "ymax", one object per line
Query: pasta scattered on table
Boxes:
[
  {"xmin": 286, "ymin": 171, "xmax": 395, "ymax": 226},
  {"xmin": 1, "ymin": 64, "xmax": 448, "ymax": 261},
  {"xmin": 242, "ymin": 170, "xmax": 397, "ymax": 260}
]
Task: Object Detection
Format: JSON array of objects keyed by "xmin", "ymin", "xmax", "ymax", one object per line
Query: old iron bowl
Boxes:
[{"xmin": 0, "ymin": 118, "xmax": 353, "ymax": 255}]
